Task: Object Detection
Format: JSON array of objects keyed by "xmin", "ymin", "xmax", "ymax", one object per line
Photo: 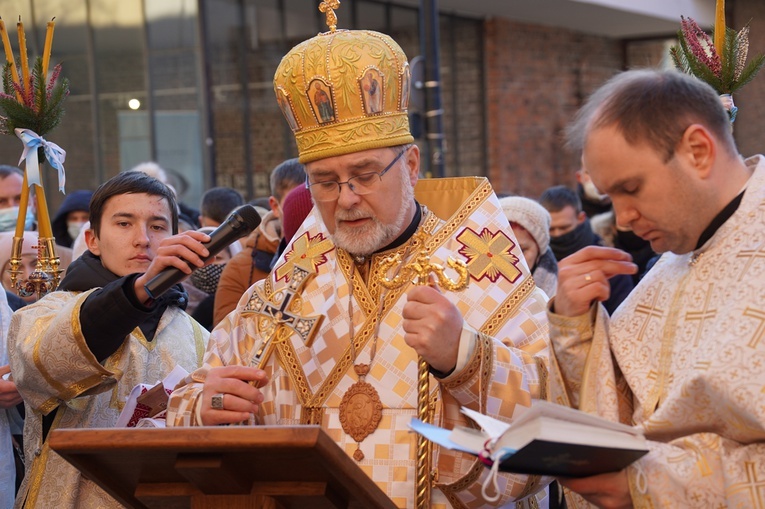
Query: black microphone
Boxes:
[{"xmin": 144, "ymin": 204, "xmax": 262, "ymax": 299}]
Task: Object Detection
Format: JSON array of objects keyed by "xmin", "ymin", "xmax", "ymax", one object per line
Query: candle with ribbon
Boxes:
[{"xmin": 0, "ymin": 14, "xmax": 69, "ymax": 297}]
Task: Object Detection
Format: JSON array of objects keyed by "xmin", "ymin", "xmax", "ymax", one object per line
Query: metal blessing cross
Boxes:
[{"xmin": 244, "ymin": 266, "xmax": 323, "ymax": 368}]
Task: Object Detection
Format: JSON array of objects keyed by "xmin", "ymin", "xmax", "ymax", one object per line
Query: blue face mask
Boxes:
[{"xmin": 0, "ymin": 207, "xmax": 35, "ymax": 233}]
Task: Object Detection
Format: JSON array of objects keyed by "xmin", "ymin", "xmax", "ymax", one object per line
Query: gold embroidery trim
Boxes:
[
  {"xmin": 33, "ymin": 292, "xmax": 100, "ymax": 397},
  {"xmin": 25, "ymin": 405, "xmax": 66, "ymax": 508},
  {"xmin": 479, "ymin": 277, "xmax": 536, "ymax": 337},
  {"xmin": 306, "ymin": 215, "xmax": 448, "ymax": 410},
  {"xmin": 192, "ymin": 318, "xmax": 206, "ymax": 365},
  {"xmin": 427, "ymin": 179, "xmax": 493, "ymax": 251},
  {"xmin": 131, "ymin": 326, "xmax": 155, "ymax": 351},
  {"xmin": 436, "ymin": 460, "xmax": 485, "ymax": 506},
  {"xmin": 274, "ymin": 333, "xmax": 314, "ymax": 407},
  {"xmin": 642, "ymin": 276, "xmax": 690, "ymax": 417},
  {"xmin": 440, "ymin": 333, "xmax": 483, "ymax": 390}
]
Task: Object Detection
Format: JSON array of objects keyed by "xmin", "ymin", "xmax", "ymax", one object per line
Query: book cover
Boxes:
[{"xmin": 410, "ymin": 401, "xmax": 648, "ymax": 478}]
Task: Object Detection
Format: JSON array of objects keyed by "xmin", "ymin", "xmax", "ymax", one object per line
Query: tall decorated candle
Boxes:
[
  {"xmin": 41, "ymin": 18, "xmax": 55, "ymax": 78},
  {"xmin": 0, "ymin": 17, "xmax": 22, "ymax": 101},
  {"xmin": 17, "ymin": 16, "xmax": 29, "ymax": 93},
  {"xmin": 714, "ymin": 0, "xmax": 725, "ymax": 58}
]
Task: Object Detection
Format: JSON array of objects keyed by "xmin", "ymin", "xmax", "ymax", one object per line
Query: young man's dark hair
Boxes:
[
  {"xmin": 90, "ymin": 170, "xmax": 179, "ymax": 236},
  {"xmin": 200, "ymin": 187, "xmax": 244, "ymax": 226},
  {"xmin": 539, "ymin": 185, "xmax": 582, "ymax": 214},
  {"xmin": 269, "ymin": 158, "xmax": 306, "ymax": 201}
]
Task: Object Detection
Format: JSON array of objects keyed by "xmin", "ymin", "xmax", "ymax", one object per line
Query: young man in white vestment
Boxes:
[
  {"xmin": 548, "ymin": 69, "xmax": 765, "ymax": 507},
  {"xmin": 9, "ymin": 171, "xmax": 210, "ymax": 508},
  {"xmin": 167, "ymin": 5, "xmax": 560, "ymax": 509}
]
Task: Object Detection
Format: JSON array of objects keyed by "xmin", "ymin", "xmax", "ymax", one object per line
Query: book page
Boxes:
[{"xmin": 510, "ymin": 400, "xmax": 642, "ymax": 436}]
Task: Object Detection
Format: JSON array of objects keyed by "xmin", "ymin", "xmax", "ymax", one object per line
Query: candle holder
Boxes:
[
  {"xmin": 0, "ymin": 16, "xmax": 68, "ymax": 299},
  {"xmin": 9, "ymin": 235, "xmax": 61, "ymax": 300}
]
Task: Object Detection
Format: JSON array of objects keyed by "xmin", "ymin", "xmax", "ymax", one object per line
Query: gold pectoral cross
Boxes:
[
  {"xmin": 244, "ymin": 266, "xmax": 323, "ymax": 368},
  {"xmin": 378, "ymin": 229, "xmax": 469, "ymax": 509}
]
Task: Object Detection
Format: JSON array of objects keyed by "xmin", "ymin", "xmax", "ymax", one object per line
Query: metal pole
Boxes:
[{"xmin": 419, "ymin": 0, "xmax": 445, "ymax": 178}]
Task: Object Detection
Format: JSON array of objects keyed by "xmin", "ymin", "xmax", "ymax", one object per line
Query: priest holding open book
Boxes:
[{"xmin": 548, "ymin": 68, "xmax": 765, "ymax": 507}]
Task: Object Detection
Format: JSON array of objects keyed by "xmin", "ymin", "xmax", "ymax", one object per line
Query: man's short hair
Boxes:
[
  {"xmin": 200, "ymin": 187, "xmax": 244, "ymax": 224},
  {"xmin": 539, "ymin": 185, "xmax": 582, "ymax": 214},
  {"xmin": 0, "ymin": 165, "xmax": 23, "ymax": 180},
  {"xmin": 90, "ymin": 171, "xmax": 179, "ymax": 237},
  {"xmin": 269, "ymin": 159, "xmax": 306, "ymax": 201},
  {"xmin": 565, "ymin": 69, "xmax": 736, "ymax": 161}
]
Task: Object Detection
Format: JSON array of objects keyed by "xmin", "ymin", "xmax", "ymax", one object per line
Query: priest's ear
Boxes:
[{"xmin": 677, "ymin": 123, "xmax": 715, "ymax": 180}]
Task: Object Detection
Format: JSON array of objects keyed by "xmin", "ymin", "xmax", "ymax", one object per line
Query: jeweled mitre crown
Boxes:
[{"xmin": 273, "ymin": 5, "xmax": 413, "ymax": 163}]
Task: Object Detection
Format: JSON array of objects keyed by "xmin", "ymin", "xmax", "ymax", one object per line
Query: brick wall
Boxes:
[
  {"xmin": 484, "ymin": 19, "xmax": 622, "ymax": 198},
  {"xmin": 733, "ymin": 0, "xmax": 765, "ymax": 158}
]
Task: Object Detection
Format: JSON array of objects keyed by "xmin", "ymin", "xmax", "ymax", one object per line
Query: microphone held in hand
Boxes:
[{"xmin": 144, "ymin": 204, "xmax": 262, "ymax": 299}]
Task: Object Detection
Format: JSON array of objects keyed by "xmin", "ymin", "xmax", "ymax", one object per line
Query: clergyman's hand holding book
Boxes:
[{"xmin": 409, "ymin": 400, "xmax": 648, "ymax": 479}]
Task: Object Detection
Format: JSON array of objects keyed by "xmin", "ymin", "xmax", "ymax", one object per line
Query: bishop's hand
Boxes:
[
  {"xmin": 402, "ymin": 282, "xmax": 463, "ymax": 374},
  {"xmin": 200, "ymin": 366, "xmax": 268, "ymax": 426}
]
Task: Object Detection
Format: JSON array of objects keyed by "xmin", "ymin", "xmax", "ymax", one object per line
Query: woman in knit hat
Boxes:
[{"xmin": 499, "ymin": 196, "xmax": 558, "ymax": 297}]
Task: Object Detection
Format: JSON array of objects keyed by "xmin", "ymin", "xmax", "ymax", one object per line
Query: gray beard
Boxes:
[{"xmin": 332, "ymin": 173, "xmax": 414, "ymax": 257}]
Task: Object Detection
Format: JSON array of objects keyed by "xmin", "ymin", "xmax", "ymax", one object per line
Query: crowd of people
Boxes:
[{"xmin": 0, "ymin": 11, "xmax": 764, "ymax": 509}]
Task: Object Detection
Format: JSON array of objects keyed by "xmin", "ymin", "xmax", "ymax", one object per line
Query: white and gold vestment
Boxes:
[
  {"xmin": 169, "ymin": 178, "xmax": 554, "ymax": 508},
  {"xmin": 550, "ymin": 155, "xmax": 765, "ymax": 508},
  {"xmin": 9, "ymin": 290, "xmax": 207, "ymax": 509}
]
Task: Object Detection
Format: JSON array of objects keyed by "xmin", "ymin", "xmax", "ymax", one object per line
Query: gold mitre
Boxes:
[{"xmin": 273, "ymin": 2, "xmax": 413, "ymax": 163}]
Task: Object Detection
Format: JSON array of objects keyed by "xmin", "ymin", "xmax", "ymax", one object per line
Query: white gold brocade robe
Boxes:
[
  {"xmin": 8, "ymin": 290, "xmax": 208, "ymax": 509},
  {"xmin": 550, "ymin": 155, "xmax": 765, "ymax": 508},
  {"xmin": 168, "ymin": 178, "xmax": 553, "ymax": 508}
]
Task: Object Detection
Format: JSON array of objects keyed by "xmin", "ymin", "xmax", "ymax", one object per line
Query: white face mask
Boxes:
[
  {"xmin": 582, "ymin": 179, "xmax": 609, "ymax": 202},
  {"xmin": 67, "ymin": 221, "xmax": 86, "ymax": 240},
  {"xmin": 0, "ymin": 206, "xmax": 34, "ymax": 233}
]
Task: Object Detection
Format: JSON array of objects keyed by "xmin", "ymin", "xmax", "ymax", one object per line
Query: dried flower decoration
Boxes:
[
  {"xmin": 0, "ymin": 17, "xmax": 69, "ymax": 137},
  {"xmin": 670, "ymin": 16, "xmax": 764, "ymax": 95}
]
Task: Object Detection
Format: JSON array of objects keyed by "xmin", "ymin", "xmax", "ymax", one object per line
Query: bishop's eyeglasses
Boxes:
[{"xmin": 305, "ymin": 148, "xmax": 407, "ymax": 202}]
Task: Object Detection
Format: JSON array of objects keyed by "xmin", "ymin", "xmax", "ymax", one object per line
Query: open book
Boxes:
[
  {"xmin": 410, "ymin": 400, "xmax": 648, "ymax": 478},
  {"xmin": 115, "ymin": 365, "xmax": 188, "ymax": 428}
]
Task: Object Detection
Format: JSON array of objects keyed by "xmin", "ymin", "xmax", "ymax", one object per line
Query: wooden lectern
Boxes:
[{"xmin": 48, "ymin": 425, "xmax": 397, "ymax": 509}]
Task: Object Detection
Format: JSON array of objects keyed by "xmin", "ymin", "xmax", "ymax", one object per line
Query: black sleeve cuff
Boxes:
[{"xmin": 81, "ymin": 274, "xmax": 157, "ymax": 362}]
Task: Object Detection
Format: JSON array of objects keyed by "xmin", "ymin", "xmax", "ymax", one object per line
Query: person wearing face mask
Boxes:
[
  {"xmin": 590, "ymin": 208, "xmax": 657, "ymax": 285},
  {"xmin": 52, "ymin": 190, "xmax": 93, "ymax": 249},
  {"xmin": 186, "ymin": 226, "xmax": 241, "ymax": 331},
  {"xmin": 575, "ymin": 167, "xmax": 612, "ymax": 219},
  {"xmin": 0, "ymin": 166, "xmax": 33, "ymax": 233},
  {"xmin": 540, "ymin": 185, "xmax": 633, "ymax": 314}
]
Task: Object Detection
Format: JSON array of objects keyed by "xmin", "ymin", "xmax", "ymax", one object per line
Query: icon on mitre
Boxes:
[{"xmin": 361, "ymin": 68, "xmax": 383, "ymax": 115}]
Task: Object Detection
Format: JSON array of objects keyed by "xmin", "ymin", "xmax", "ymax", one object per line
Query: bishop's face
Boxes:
[{"xmin": 305, "ymin": 145, "xmax": 420, "ymax": 257}]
